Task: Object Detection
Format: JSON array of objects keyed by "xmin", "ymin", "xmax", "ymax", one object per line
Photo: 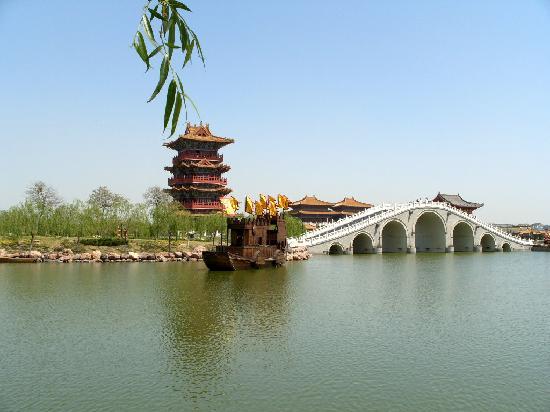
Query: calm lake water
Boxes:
[{"xmin": 1, "ymin": 253, "xmax": 548, "ymax": 411}]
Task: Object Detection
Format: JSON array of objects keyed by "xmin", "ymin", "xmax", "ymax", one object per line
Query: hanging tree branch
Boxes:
[{"xmin": 134, "ymin": 1, "xmax": 205, "ymax": 137}]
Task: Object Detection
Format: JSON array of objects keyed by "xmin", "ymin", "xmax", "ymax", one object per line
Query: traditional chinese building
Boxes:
[
  {"xmin": 289, "ymin": 195, "xmax": 372, "ymax": 225},
  {"xmin": 432, "ymin": 193, "xmax": 483, "ymax": 214},
  {"xmin": 164, "ymin": 123, "xmax": 233, "ymax": 214},
  {"xmin": 332, "ymin": 197, "xmax": 373, "ymax": 214}
]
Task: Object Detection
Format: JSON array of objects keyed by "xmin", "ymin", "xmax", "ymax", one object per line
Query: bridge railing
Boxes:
[
  {"xmin": 289, "ymin": 200, "xmax": 532, "ymax": 247},
  {"xmin": 294, "ymin": 203, "xmax": 391, "ymax": 242}
]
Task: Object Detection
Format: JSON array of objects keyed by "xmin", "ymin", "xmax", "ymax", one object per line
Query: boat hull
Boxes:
[
  {"xmin": 0, "ymin": 257, "xmax": 39, "ymax": 263},
  {"xmin": 203, "ymin": 251, "xmax": 285, "ymax": 271}
]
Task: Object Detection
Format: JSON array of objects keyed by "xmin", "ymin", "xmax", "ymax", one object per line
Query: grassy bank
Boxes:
[{"xmin": 0, "ymin": 235, "xmax": 214, "ymax": 255}]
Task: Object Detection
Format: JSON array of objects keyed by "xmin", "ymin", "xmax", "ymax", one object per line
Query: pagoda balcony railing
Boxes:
[
  {"xmin": 181, "ymin": 200, "xmax": 222, "ymax": 210},
  {"xmin": 173, "ymin": 151, "xmax": 223, "ymax": 162},
  {"xmin": 169, "ymin": 176, "xmax": 227, "ymax": 185}
]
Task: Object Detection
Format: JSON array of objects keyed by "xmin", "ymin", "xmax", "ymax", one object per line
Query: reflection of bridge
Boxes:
[{"xmin": 288, "ymin": 201, "xmax": 532, "ymax": 254}]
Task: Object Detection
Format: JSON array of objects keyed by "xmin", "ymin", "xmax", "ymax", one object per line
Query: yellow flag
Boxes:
[
  {"xmin": 278, "ymin": 194, "xmax": 289, "ymax": 209},
  {"xmin": 230, "ymin": 196, "xmax": 239, "ymax": 211},
  {"xmin": 259, "ymin": 194, "xmax": 267, "ymax": 209},
  {"xmin": 267, "ymin": 195, "xmax": 277, "ymax": 206},
  {"xmin": 268, "ymin": 199, "xmax": 277, "ymax": 217},
  {"xmin": 220, "ymin": 197, "xmax": 236, "ymax": 216},
  {"xmin": 255, "ymin": 200, "xmax": 264, "ymax": 216},
  {"xmin": 245, "ymin": 196, "xmax": 254, "ymax": 214}
]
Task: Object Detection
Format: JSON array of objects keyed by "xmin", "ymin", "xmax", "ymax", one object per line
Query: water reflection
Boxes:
[
  {"xmin": 1, "ymin": 255, "xmax": 548, "ymax": 411},
  {"xmin": 158, "ymin": 265, "xmax": 291, "ymax": 399}
]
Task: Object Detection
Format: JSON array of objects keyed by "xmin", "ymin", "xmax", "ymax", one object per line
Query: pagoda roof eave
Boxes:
[
  {"xmin": 434, "ymin": 193, "xmax": 483, "ymax": 209},
  {"xmin": 164, "ymin": 123, "xmax": 234, "ymax": 148}
]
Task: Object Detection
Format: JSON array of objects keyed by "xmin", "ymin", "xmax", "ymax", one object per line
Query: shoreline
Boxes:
[
  {"xmin": 0, "ymin": 245, "xmax": 312, "ymax": 263},
  {"xmin": 0, "ymin": 249, "xmax": 207, "ymax": 263}
]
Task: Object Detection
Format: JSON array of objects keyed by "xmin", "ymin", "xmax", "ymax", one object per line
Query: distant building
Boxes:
[
  {"xmin": 531, "ymin": 223, "xmax": 545, "ymax": 231},
  {"xmin": 432, "ymin": 193, "xmax": 483, "ymax": 214},
  {"xmin": 164, "ymin": 123, "xmax": 233, "ymax": 214},
  {"xmin": 289, "ymin": 195, "xmax": 372, "ymax": 225},
  {"xmin": 332, "ymin": 197, "xmax": 374, "ymax": 215}
]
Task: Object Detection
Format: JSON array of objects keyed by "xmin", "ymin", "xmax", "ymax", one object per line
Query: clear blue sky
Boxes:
[{"xmin": 1, "ymin": 0, "xmax": 549, "ymax": 223}]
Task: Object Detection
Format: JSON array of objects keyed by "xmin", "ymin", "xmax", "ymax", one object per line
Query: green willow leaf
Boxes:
[
  {"xmin": 148, "ymin": 45, "xmax": 163, "ymax": 58},
  {"xmin": 162, "ymin": 5, "xmax": 170, "ymax": 34},
  {"xmin": 183, "ymin": 92, "xmax": 199, "ymax": 117},
  {"xmin": 148, "ymin": 54, "xmax": 169, "ymax": 102},
  {"xmin": 183, "ymin": 38, "xmax": 194, "ymax": 67},
  {"xmin": 188, "ymin": 27, "xmax": 205, "ymax": 65},
  {"xmin": 174, "ymin": 72, "xmax": 184, "ymax": 93},
  {"xmin": 170, "ymin": 92, "xmax": 183, "ymax": 136},
  {"xmin": 168, "ymin": 14, "xmax": 176, "ymax": 60},
  {"xmin": 165, "ymin": 43, "xmax": 181, "ymax": 49},
  {"xmin": 133, "ymin": 31, "xmax": 150, "ymax": 70},
  {"xmin": 169, "ymin": 1, "xmax": 192, "ymax": 12},
  {"xmin": 148, "ymin": 7, "xmax": 164, "ymax": 21},
  {"xmin": 177, "ymin": 19, "xmax": 189, "ymax": 53},
  {"xmin": 141, "ymin": 15, "xmax": 156, "ymax": 44},
  {"xmin": 164, "ymin": 80, "xmax": 177, "ymax": 131}
]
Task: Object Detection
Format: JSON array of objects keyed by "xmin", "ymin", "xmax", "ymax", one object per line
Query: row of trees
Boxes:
[
  {"xmin": 0, "ymin": 183, "xmax": 226, "ymax": 246},
  {"xmin": 0, "ymin": 182, "xmax": 305, "ymax": 247}
]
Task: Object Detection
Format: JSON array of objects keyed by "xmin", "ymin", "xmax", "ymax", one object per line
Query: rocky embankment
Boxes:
[
  {"xmin": 286, "ymin": 246, "xmax": 312, "ymax": 261},
  {"xmin": 1, "ymin": 245, "xmax": 313, "ymax": 263},
  {"xmin": 0, "ymin": 246, "xmax": 209, "ymax": 263}
]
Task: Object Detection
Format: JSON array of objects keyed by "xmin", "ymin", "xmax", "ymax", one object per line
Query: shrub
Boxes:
[
  {"xmin": 79, "ymin": 237, "xmax": 128, "ymax": 246},
  {"xmin": 284, "ymin": 214, "xmax": 306, "ymax": 238}
]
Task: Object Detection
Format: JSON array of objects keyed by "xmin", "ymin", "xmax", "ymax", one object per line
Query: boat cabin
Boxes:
[{"xmin": 228, "ymin": 215, "xmax": 287, "ymax": 248}]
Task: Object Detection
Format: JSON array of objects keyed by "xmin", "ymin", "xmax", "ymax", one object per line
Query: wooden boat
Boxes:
[
  {"xmin": 0, "ymin": 257, "xmax": 39, "ymax": 263},
  {"xmin": 203, "ymin": 215, "xmax": 287, "ymax": 271}
]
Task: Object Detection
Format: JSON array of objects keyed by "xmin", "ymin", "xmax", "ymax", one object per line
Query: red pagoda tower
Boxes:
[{"xmin": 164, "ymin": 123, "xmax": 234, "ymax": 213}]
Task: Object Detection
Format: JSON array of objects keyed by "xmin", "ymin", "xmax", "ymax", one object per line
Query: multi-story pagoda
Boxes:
[{"xmin": 164, "ymin": 123, "xmax": 233, "ymax": 214}]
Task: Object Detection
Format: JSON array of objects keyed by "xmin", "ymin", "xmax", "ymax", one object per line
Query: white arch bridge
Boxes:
[{"xmin": 288, "ymin": 201, "xmax": 532, "ymax": 254}]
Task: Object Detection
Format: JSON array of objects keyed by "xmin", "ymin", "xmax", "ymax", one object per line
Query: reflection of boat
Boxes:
[
  {"xmin": 0, "ymin": 257, "xmax": 39, "ymax": 263},
  {"xmin": 203, "ymin": 215, "xmax": 287, "ymax": 271}
]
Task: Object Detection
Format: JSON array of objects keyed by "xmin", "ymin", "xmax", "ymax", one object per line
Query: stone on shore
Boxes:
[
  {"xmin": 190, "ymin": 245, "xmax": 207, "ymax": 259},
  {"xmin": 91, "ymin": 250, "xmax": 102, "ymax": 261},
  {"xmin": 29, "ymin": 250, "xmax": 43, "ymax": 259},
  {"xmin": 286, "ymin": 246, "xmax": 312, "ymax": 261}
]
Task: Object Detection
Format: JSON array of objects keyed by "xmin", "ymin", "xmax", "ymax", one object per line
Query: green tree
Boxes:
[
  {"xmin": 25, "ymin": 181, "xmax": 62, "ymax": 249},
  {"xmin": 284, "ymin": 214, "xmax": 305, "ymax": 238},
  {"xmin": 88, "ymin": 186, "xmax": 129, "ymax": 237}
]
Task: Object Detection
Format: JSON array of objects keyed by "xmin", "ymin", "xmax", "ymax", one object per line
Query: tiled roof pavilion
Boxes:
[
  {"xmin": 290, "ymin": 195, "xmax": 334, "ymax": 207},
  {"xmin": 433, "ymin": 193, "xmax": 483, "ymax": 213},
  {"xmin": 333, "ymin": 197, "xmax": 372, "ymax": 209}
]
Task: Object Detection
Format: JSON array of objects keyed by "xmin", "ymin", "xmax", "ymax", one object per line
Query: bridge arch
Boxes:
[
  {"xmin": 453, "ymin": 221, "xmax": 474, "ymax": 252},
  {"xmin": 414, "ymin": 211, "xmax": 446, "ymax": 252},
  {"xmin": 352, "ymin": 232, "xmax": 374, "ymax": 254},
  {"xmin": 502, "ymin": 243, "xmax": 512, "ymax": 252},
  {"xmin": 328, "ymin": 243, "xmax": 345, "ymax": 255},
  {"xmin": 481, "ymin": 233, "xmax": 496, "ymax": 252},
  {"xmin": 382, "ymin": 220, "xmax": 407, "ymax": 253}
]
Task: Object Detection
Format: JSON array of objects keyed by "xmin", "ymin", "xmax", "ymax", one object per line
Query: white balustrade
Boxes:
[{"xmin": 288, "ymin": 200, "xmax": 532, "ymax": 248}]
